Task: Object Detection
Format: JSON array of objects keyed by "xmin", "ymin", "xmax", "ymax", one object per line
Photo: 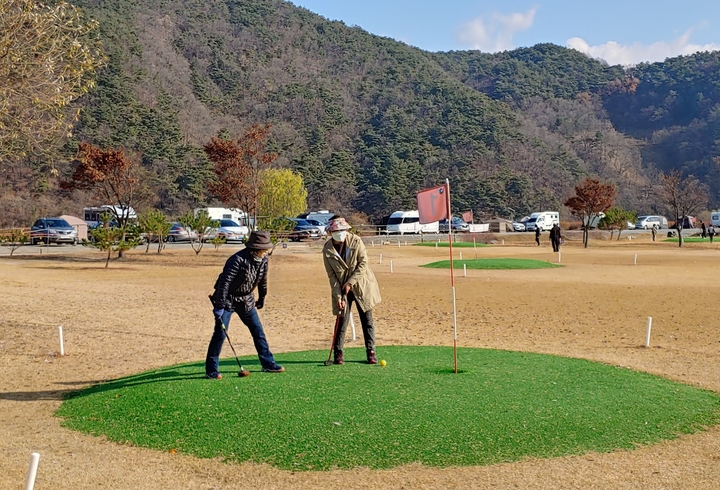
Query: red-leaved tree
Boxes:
[
  {"xmin": 204, "ymin": 124, "xmax": 277, "ymax": 227},
  {"xmin": 61, "ymin": 143, "xmax": 145, "ymax": 256},
  {"xmin": 564, "ymin": 178, "xmax": 616, "ymax": 248}
]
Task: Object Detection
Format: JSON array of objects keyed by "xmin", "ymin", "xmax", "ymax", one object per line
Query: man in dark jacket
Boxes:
[
  {"xmin": 205, "ymin": 231, "xmax": 284, "ymax": 379},
  {"xmin": 535, "ymin": 226, "xmax": 541, "ymax": 246}
]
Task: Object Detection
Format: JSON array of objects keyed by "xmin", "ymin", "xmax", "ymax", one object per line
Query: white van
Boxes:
[
  {"xmin": 196, "ymin": 207, "xmax": 248, "ymax": 226},
  {"xmin": 301, "ymin": 210, "xmax": 335, "ymax": 225},
  {"xmin": 386, "ymin": 210, "xmax": 439, "ymax": 235},
  {"xmin": 711, "ymin": 211, "xmax": 720, "ymax": 228},
  {"xmin": 525, "ymin": 211, "xmax": 559, "ymax": 232},
  {"xmin": 635, "ymin": 215, "xmax": 668, "ymax": 230}
]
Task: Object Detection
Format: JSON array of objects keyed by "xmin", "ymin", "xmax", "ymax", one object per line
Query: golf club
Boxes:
[
  {"xmin": 209, "ymin": 295, "xmax": 250, "ymax": 377},
  {"xmin": 324, "ymin": 295, "xmax": 346, "ymax": 366}
]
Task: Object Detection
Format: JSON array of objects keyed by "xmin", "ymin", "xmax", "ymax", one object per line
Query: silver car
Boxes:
[{"xmin": 30, "ymin": 218, "xmax": 78, "ymax": 245}]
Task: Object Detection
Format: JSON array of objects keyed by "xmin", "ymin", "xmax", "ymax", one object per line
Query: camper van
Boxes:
[
  {"xmin": 299, "ymin": 210, "xmax": 335, "ymax": 225},
  {"xmin": 196, "ymin": 207, "xmax": 248, "ymax": 225},
  {"xmin": 524, "ymin": 211, "xmax": 560, "ymax": 232},
  {"xmin": 711, "ymin": 211, "xmax": 720, "ymax": 228},
  {"xmin": 83, "ymin": 205, "xmax": 137, "ymax": 227},
  {"xmin": 385, "ymin": 210, "xmax": 439, "ymax": 235}
]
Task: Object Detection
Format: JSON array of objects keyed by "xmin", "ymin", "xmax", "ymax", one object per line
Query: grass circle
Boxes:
[
  {"xmin": 422, "ymin": 258, "xmax": 561, "ymax": 269},
  {"xmin": 56, "ymin": 346, "xmax": 720, "ymax": 470}
]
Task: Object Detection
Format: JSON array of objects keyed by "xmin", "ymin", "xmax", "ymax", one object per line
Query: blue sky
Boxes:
[{"xmin": 290, "ymin": 0, "xmax": 720, "ymax": 65}]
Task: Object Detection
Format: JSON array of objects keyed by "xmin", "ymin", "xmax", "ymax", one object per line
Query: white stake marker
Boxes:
[
  {"xmin": 558, "ymin": 252, "xmax": 561, "ymax": 263},
  {"xmin": 459, "ymin": 252, "xmax": 463, "ymax": 260},
  {"xmin": 58, "ymin": 326, "xmax": 64, "ymax": 356},
  {"xmin": 379, "ymin": 253, "xmax": 383, "ymax": 264},
  {"xmin": 502, "ymin": 239, "xmax": 505, "ymax": 245},
  {"xmin": 350, "ymin": 312, "xmax": 356, "ymax": 341},
  {"xmin": 645, "ymin": 317, "xmax": 653, "ymax": 347},
  {"xmin": 25, "ymin": 452, "xmax": 40, "ymax": 490},
  {"xmin": 634, "ymin": 254, "xmax": 637, "ymax": 265},
  {"xmin": 463, "ymin": 264, "xmax": 467, "ymax": 277},
  {"xmin": 398, "ymin": 240, "xmax": 401, "ymax": 247},
  {"xmin": 390, "ymin": 260, "xmax": 394, "ymax": 273},
  {"xmin": 435, "ymin": 242, "xmax": 438, "ymax": 249},
  {"xmin": 371, "ymin": 240, "xmax": 374, "ymax": 247}
]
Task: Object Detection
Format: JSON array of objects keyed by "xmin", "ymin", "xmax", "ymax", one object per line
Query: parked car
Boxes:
[
  {"xmin": 205, "ymin": 219, "xmax": 249, "ymax": 243},
  {"xmin": 635, "ymin": 215, "xmax": 668, "ymax": 230},
  {"xmin": 439, "ymin": 217, "xmax": 470, "ymax": 233},
  {"xmin": 626, "ymin": 221, "xmax": 636, "ymax": 230},
  {"xmin": 304, "ymin": 219, "xmax": 328, "ymax": 236},
  {"xmin": 512, "ymin": 222, "xmax": 526, "ymax": 232},
  {"xmin": 30, "ymin": 218, "xmax": 78, "ymax": 245},
  {"xmin": 167, "ymin": 223, "xmax": 199, "ymax": 242},
  {"xmin": 287, "ymin": 218, "xmax": 323, "ymax": 241}
]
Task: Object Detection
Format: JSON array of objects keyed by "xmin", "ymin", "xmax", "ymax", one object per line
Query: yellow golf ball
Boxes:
[{"xmin": 380, "ymin": 359, "xmax": 387, "ymax": 367}]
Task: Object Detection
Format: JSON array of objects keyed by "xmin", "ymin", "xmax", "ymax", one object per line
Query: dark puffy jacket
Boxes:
[{"xmin": 211, "ymin": 248, "xmax": 268, "ymax": 312}]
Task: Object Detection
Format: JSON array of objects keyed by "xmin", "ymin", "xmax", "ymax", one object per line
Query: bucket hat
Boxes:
[
  {"xmin": 327, "ymin": 218, "xmax": 351, "ymax": 232},
  {"xmin": 245, "ymin": 231, "xmax": 273, "ymax": 250}
]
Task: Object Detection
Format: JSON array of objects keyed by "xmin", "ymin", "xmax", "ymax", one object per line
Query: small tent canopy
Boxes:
[
  {"xmin": 486, "ymin": 218, "xmax": 514, "ymax": 233},
  {"xmin": 60, "ymin": 215, "xmax": 88, "ymax": 241}
]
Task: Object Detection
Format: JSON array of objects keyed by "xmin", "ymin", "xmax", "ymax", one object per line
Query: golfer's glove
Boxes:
[
  {"xmin": 255, "ymin": 297, "xmax": 265, "ymax": 310},
  {"xmin": 213, "ymin": 307, "xmax": 225, "ymax": 318}
]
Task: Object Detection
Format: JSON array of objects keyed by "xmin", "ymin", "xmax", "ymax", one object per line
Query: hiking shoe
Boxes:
[
  {"xmin": 205, "ymin": 373, "xmax": 223, "ymax": 380},
  {"xmin": 366, "ymin": 350, "xmax": 378, "ymax": 365},
  {"xmin": 333, "ymin": 352, "xmax": 344, "ymax": 365},
  {"xmin": 262, "ymin": 364, "xmax": 285, "ymax": 373}
]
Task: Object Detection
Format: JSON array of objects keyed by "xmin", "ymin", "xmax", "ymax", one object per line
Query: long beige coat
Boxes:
[{"xmin": 322, "ymin": 233, "xmax": 381, "ymax": 315}]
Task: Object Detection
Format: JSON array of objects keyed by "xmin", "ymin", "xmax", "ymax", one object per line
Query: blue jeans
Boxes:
[{"xmin": 205, "ymin": 308, "xmax": 277, "ymax": 375}]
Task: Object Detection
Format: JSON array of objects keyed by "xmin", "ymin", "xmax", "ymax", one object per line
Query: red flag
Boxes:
[
  {"xmin": 461, "ymin": 210, "xmax": 473, "ymax": 224},
  {"xmin": 417, "ymin": 185, "xmax": 448, "ymax": 224}
]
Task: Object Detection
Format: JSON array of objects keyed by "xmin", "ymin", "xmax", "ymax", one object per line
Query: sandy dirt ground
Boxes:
[{"xmin": 2, "ymin": 234, "xmax": 720, "ymax": 489}]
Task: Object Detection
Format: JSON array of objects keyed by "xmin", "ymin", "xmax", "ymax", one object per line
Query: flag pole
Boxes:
[{"xmin": 445, "ymin": 178, "xmax": 457, "ymax": 373}]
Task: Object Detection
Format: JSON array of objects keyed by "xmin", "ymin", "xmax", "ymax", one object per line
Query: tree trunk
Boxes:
[
  {"xmin": 583, "ymin": 227, "xmax": 589, "ymax": 248},
  {"xmin": 677, "ymin": 225, "xmax": 683, "ymax": 247},
  {"xmin": 617, "ymin": 229, "xmax": 623, "ymax": 241},
  {"xmin": 105, "ymin": 249, "xmax": 111, "ymax": 268}
]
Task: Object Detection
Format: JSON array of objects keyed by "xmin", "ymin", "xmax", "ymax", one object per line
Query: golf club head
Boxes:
[
  {"xmin": 238, "ymin": 370, "xmax": 250, "ymax": 377},
  {"xmin": 323, "ymin": 359, "xmax": 333, "ymax": 366}
]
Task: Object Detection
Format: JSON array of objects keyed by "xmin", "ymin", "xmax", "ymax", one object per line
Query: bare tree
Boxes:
[
  {"xmin": 658, "ymin": 170, "xmax": 708, "ymax": 247},
  {"xmin": 0, "ymin": 0, "xmax": 104, "ymax": 164},
  {"xmin": 564, "ymin": 178, "xmax": 616, "ymax": 248}
]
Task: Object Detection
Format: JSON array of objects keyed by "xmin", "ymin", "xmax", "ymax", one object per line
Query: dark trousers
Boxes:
[
  {"xmin": 710, "ymin": 233, "xmax": 715, "ymax": 243},
  {"xmin": 205, "ymin": 307, "xmax": 277, "ymax": 376},
  {"xmin": 551, "ymin": 238, "xmax": 560, "ymax": 252},
  {"xmin": 535, "ymin": 235, "xmax": 540, "ymax": 246},
  {"xmin": 334, "ymin": 292, "xmax": 375, "ymax": 355}
]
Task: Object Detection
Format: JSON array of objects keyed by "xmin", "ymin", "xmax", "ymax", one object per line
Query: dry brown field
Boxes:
[{"xmin": 2, "ymin": 234, "xmax": 720, "ymax": 489}]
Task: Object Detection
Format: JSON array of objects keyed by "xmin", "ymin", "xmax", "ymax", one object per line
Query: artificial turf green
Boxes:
[
  {"xmin": 422, "ymin": 258, "xmax": 561, "ymax": 269},
  {"xmin": 56, "ymin": 346, "xmax": 720, "ymax": 471},
  {"xmin": 415, "ymin": 241, "xmax": 489, "ymax": 248},
  {"xmin": 663, "ymin": 237, "xmax": 716, "ymax": 243}
]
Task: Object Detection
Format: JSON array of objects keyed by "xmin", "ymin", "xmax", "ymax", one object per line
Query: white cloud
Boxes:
[
  {"xmin": 567, "ymin": 30, "xmax": 720, "ymax": 66},
  {"xmin": 456, "ymin": 8, "xmax": 537, "ymax": 52}
]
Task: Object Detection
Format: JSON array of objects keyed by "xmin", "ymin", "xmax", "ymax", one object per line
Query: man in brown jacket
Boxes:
[{"xmin": 322, "ymin": 217, "xmax": 381, "ymax": 365}]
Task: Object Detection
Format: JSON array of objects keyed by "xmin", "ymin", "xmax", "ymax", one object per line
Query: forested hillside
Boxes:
[{"xmin": 3, "ymin": 0, "xmax": 720, "ymax": 224}]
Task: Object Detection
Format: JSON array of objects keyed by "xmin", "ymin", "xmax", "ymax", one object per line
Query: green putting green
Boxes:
[
  {"xmin": 415, "ymin": 241, "xmax": 489, "ymax": 248},
  {"xmin": 663, "ymin": 237, "xmax": 717, "ymax": 243},
  {"xmin": 56, "ymin": 346, "xmax": 720, "ymax": 471},
  {"xmin": 422, "ymin": 258, "xmax": 561, "ymax": 269}
]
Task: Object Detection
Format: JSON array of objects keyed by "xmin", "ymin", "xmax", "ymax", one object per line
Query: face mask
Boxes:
[
  {"xmin": 251, "ymin": 251, "xmax": 266, "ymax": 262},
  {"xmin": 332, "ymin": 231, "xmax": 347, "ymax": 242}
]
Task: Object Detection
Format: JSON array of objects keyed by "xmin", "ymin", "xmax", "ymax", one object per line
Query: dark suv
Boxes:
[{"xmin": 30, "ymin": 218, "xmax": 78, "ymax": 245}]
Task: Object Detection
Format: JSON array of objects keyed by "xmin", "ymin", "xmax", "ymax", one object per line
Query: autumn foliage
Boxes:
[
  {"xmin": 564, "ymin": 178, "xmax": 616, "ymax": 247},
  {"xmin": 204, "ymin": 124, "xmax": 277, "ymax": 221}
]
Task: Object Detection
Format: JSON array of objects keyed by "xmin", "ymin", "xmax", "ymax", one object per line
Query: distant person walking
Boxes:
[
  {"xmin": 550, "ymin": 223, "xmax": 562, "ymax": 252},
  {"xmin": 651, "ymin": 224, "xmax": 657, "ymax": 242},
  {"xmin": 708, "ymin": 225, "xmax": 715, "ymax": 243},
  {"xmin": 535, "ymin": 226, "xmax": 541, "ymax": 246},
  {"xmin": 701, "ymin": 221, "xmax": 707, "ymax": 239}
]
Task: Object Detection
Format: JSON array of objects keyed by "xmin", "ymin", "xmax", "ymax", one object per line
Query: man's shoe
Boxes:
[
  {"xmin": 366, "ymin": 350, "xmax": 378, "ymax": 365},
  {"xmin": 333, "ymin": 352, "xmax": 344, "ymax": 365},
  {"xmin": 205, "ymin": 373, "xmax": 223, "ymax": 379},
  {"xmin": 262, "ymin": 364, "xmax": 285, "ymax": 373}
]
